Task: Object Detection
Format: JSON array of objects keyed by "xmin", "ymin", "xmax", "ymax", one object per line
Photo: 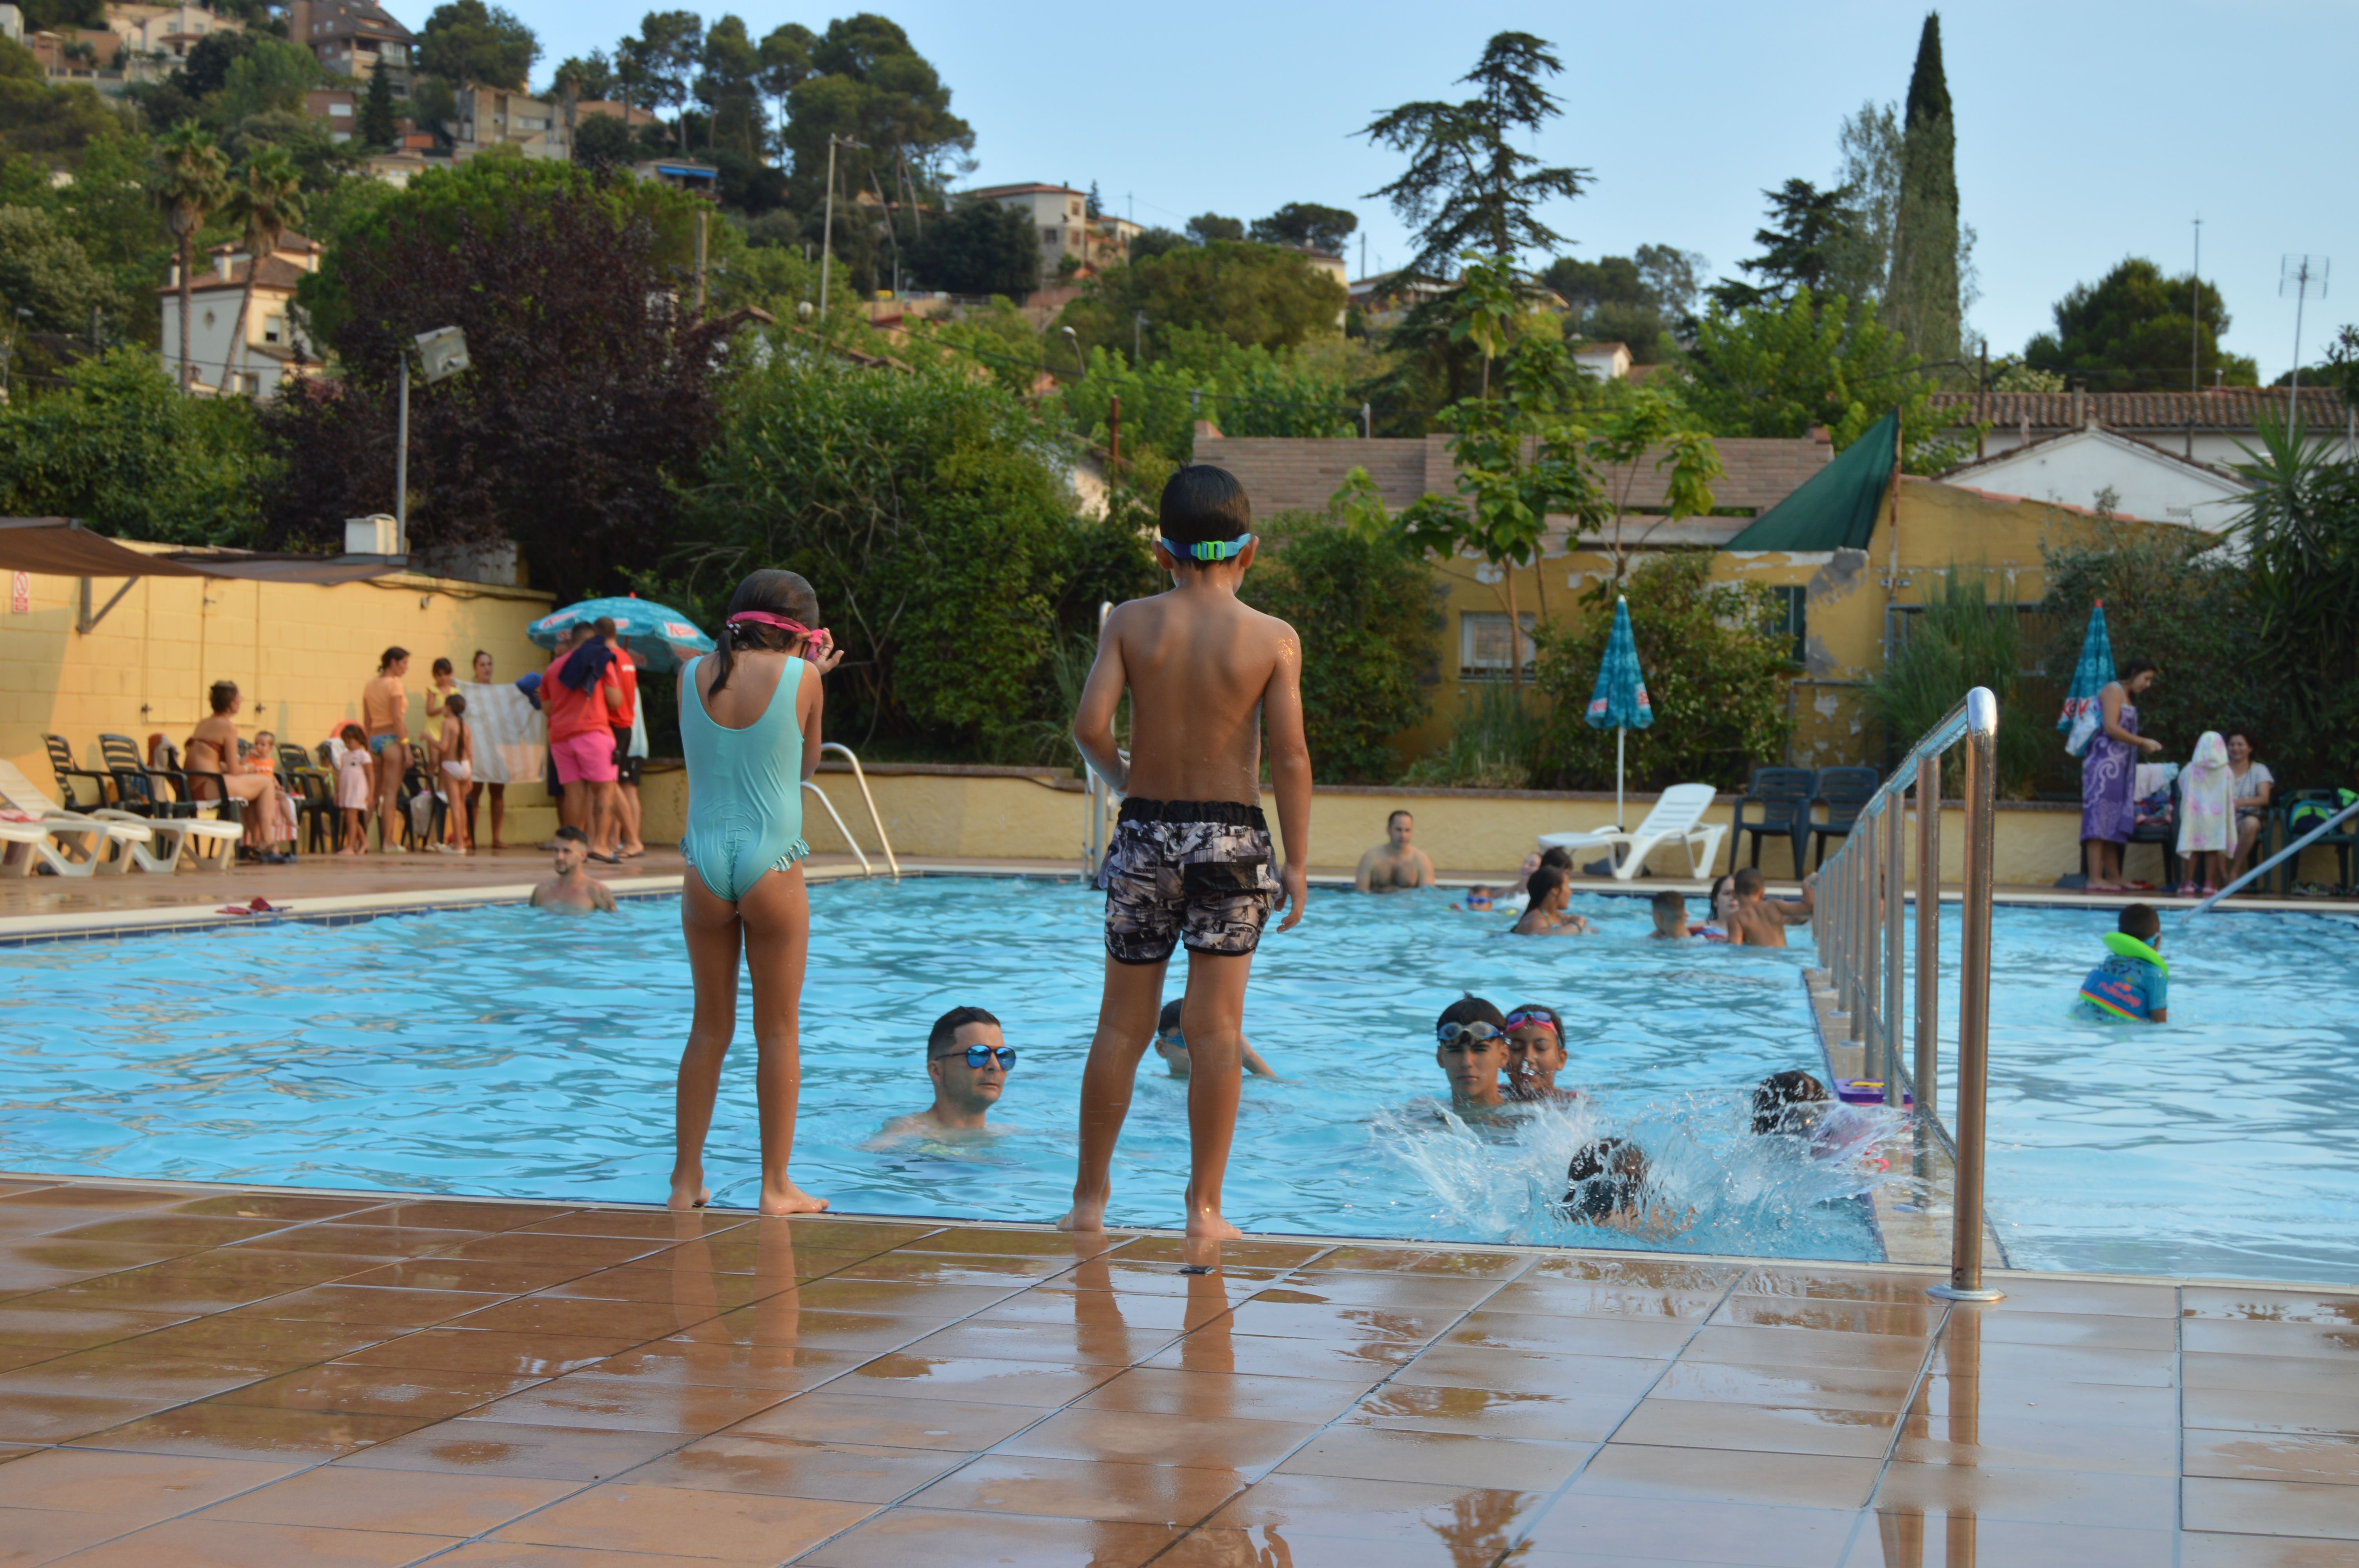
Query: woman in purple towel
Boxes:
[{"xmin": 2082, "ymin": 657, "xmax": 2163, "ymax": 891}]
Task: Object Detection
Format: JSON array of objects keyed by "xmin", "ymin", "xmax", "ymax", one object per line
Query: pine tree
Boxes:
[
  {"xmin": 358, "ymin": 64, "xmax": 399, "ymax": 151},
  {"xmin": 1885, "ymin": 12, "xmax": 1961, "ymax": 363}
]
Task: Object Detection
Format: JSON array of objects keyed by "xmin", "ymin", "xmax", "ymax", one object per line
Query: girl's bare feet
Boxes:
[
  {"xmin": 1185, "ymin": 1205, "xmax": 1244, "ymax": 1241},
  {"xmin": 1055, "ymin": 1192, "xmax": 1108, "ymax": 1232},
  {"xmin": 758, "ymin": 1179, "xmax": 827, "ymax": 1216},
  {"xmin": 666, "ymin": 1170, "xmax": 710, "ymax": 1210}
]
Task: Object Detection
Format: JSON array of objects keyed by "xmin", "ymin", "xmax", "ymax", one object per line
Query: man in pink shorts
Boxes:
[{"xmin": 542, "ymin": 623, "xmax": 625, "ymax": 860}]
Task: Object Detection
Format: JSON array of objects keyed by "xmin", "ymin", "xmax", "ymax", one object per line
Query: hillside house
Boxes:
[
  {"xmin": 287, "ymin": 0, "xmax": 412, "ymax": 98},
  {"xmin": 158, "ymin": 234, "xmax": 324, "ymax": 397}
]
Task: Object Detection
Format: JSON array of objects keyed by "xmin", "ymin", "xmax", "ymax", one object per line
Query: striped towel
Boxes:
[{"xmin": 457, "ymin": 681, "xmax": 545, "ymax": 787}]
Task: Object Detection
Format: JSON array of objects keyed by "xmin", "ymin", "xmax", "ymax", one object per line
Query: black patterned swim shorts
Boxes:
[{"xmin": 1097, "ymin": 798, "xmax": 1278, "ymax": 965}]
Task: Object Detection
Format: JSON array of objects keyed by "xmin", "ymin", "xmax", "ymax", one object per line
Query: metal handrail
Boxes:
[
  {"xmin": 1814, "ymin": 686, "xmax": 2003, "ymax": 1302},
  {"xmin": 807, "ymin": 742, "xmax": 899, "ymax": 878},
  {"xmin": 1083, "ymin": 601, "xmax": 1119, "ymax": 877}
]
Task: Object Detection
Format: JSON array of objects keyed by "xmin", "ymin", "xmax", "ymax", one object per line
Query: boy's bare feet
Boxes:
[
  {"xmin": 666, "ymin": 1174, "xmax": 710, "ymax": 1210},
  {"xmin": 1056, "ymin": 1192, "xmax": 1108, "ymax": 1232},
  {"xmin": 758, "ymin": 1179, "xmax": 828, "ymax": 1216}
]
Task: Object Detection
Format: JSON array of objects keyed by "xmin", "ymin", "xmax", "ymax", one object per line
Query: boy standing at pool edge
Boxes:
[{"xmin": 1058, "ymin": 465, "xmax": 1312, "ymax": 1240}]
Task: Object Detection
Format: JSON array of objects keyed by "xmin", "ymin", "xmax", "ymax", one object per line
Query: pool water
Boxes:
[
  {"xmin": 1967, "ymin": 902, "xmax": 2359, "ymax": 1283},
  {"xmin": 0, "ymin": 878, "xmax": 1892, "ymax": 1260}
]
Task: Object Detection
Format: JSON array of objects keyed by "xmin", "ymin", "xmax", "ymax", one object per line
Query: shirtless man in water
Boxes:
[
  {"xmin": 1058, "ymin": 464, "xmax": 1312, "ymax": 1240},
  {"xmin": 1726, "ymin": 865, "xmax": 1814, "ymax": 947},
  {"xmin": 1355, "ymin": 809, "xmax": 1435, "ymax": 892},
  {"xmin": 529, "ymin": 826, "xmax": 617, "ymax": 913}
]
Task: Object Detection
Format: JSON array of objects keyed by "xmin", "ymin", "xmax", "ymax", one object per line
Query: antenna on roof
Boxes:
[
  {"xmin": 2190, "ymin": 217, "xmax": 2202, "ymax": 393},
  {"xmin": 2280, "ymin": 254, "xmax": 2330, "ymax": 426}
]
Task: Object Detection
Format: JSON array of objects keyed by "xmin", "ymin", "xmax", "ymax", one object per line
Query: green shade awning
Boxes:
[{"xmin": 1722, "ymin": 411, "xmax": 1898, "ymax": 552}]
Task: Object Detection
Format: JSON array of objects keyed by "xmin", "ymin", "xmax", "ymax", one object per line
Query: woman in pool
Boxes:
[
  {"xmin": 670, "ymin": 570, "xmax": 843, "ymax": 1216},
  {"xmin": 1698, "ymin": 874, "xmax": 1736, "ymax": 940}
]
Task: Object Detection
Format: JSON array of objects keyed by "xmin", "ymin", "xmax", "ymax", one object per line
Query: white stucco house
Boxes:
[
  {"xmin": 157, "ymin": 234, "xmax": 324, "ymax": 397},
  {"xmin": 1937, "ymin": 424, "xmax": 2248, "ymax": 533}
]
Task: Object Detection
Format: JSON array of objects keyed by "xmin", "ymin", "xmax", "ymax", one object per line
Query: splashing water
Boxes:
[{"xmin": 1373, "ymin": 1092, "xmax": 1909, "ymax": 1258}]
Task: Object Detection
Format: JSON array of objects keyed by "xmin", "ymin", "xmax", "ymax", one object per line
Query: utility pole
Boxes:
[
  {"xmin": 2281, "ymin": 254, "xmax": 2330, "ymax": 427},
  {"xmin": 1132, "ymin": 310, "xmax": 1147, "ymax": 365},
  {"xmin": 817, "ymin": 133, "xmax": 865, "ymax": 322},
  {"xmin": 694, "ymin": 209, "xmax": 708, "ymax": 317}
]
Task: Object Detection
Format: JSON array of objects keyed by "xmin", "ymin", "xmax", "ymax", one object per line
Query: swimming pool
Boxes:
[
  {"xmin": 1964, "ymin": 901, "xmax": 2359, "ymax": 1283},
  {"xmin": 0, "ymin": 878, "xmax": 1888, "ymax": 1261}
]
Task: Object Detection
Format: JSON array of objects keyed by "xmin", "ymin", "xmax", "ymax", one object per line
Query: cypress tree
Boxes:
[
  {"xmin": 358, "ymin": 64, "xmax": 400, "ymax": 152},
  {"xmin": 1885, "ymin": 12, "xmax": 1960, "ymax": 362}
]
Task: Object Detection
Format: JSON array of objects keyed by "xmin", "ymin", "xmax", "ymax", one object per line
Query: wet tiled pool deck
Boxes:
[{"xmin": 0, "ymin": 1179, "xmax": 2351, "ymax": 1567}]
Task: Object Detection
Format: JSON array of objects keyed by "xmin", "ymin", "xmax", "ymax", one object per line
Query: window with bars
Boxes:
[{"xmin": 1459, "ymin": 612, "xmax": 1536, "ymax": 679}]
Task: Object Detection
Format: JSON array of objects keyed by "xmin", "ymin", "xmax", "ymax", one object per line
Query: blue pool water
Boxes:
[
  {"xmin": 0, "ymin": 879, "xmax": 1890, "ymax": 1261},
  {"xmin": 6, "ymin": 880, "xmax": 2348, "ymax": 1281}
]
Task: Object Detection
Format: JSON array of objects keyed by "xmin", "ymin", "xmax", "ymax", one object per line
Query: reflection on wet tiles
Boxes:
[{"xmin": 0, "ymin": 1179, "xmax": 2354, "ymax": 1565}]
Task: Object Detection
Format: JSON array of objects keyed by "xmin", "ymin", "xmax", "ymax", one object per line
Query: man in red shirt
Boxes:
[
  {"xmin": 543, "ymin": 622, "xmax": 626, "ymax": 860},
  {"xmin": 608, "ymin": 634, "xmax": 646, "ymax": 858}
]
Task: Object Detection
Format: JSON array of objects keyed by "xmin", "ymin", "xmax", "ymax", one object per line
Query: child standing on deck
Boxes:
[
  {"xmin": 334, "ymin": 724, "xmax": 372, "ymax": 855},
  {"xmin": 669, "ymin": 570, "xmax": 844, "ymax": 1215},
  {"xmin": 1058, "ymin": 465, "xmax": 1312, "ymax": 1240},
  {"xmin": 2078, "ymin": 902, "xmax": 2169, "ymax": 1023}
]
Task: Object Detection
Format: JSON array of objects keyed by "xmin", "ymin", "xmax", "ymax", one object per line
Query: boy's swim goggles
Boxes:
[
  {"xmin": 1436, "ymin": 1021, "xmax": 1504, "ymax": 1046},
  {"xmin": 1162, "ymin": 533, "xmax": 1253, "ymax": 562}
]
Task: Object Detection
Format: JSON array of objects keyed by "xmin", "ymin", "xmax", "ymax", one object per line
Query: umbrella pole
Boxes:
[{"xmin": 1616, "ymin": 726, "xmax": 1626, "ymax": 832}]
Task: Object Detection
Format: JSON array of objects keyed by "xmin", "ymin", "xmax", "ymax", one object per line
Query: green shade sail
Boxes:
[{"xmin": 1722, "ymin": 411, "xmax": 1899, "ymax": 552}]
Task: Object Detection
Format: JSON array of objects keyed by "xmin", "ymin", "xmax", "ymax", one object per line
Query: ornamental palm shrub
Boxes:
[
  {"xmin": 1532, "ymin": 553, "xmax": 1795, "ymax": 791},
  {"xmin": 1865, "ymin": 568, "xmax": 2044, "ymax": 798}
]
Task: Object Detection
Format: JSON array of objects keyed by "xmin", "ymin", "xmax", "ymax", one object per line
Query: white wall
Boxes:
[
  {"xmin": 157, "ymin": 282, "xmax": 300, "ymax": 396},
  {"xmin": 1953, "ymin": 430, "xmax": 2245, "ymax": 530}
]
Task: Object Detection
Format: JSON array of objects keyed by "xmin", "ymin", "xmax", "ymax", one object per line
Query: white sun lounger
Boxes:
[
  {"xmin": 1537, "ymin": 782, "xmax": 1728, "ymax": 881},
  {"xmin": 0, "ymin": 758, "xmax": 233, "ymax": 875},
  {"xmin": 0, "ymin": 763, "xmax": 146, "ymax": 877}
]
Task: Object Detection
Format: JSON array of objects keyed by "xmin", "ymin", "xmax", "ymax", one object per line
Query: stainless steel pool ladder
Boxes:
[
  {"xmin": 1816, "ymin": 686, "xmax": 2003, "ymax": 1301},
  {"xmin": 801, "ymin": 743, "xmax": 900, "ymax": 878}
]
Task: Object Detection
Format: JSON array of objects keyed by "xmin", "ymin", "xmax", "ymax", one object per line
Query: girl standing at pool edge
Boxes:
[{"xmin": 671, "ymin": 570, "xmax": 841, "ymax": 1215}]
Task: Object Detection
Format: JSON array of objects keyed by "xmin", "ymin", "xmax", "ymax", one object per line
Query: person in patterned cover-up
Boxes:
[{"xmin": 2081, "ymin": 658, "xmax": 2163, "ymax": 891}]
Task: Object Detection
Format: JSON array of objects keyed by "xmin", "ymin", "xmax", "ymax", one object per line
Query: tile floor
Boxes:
[{"xmin": 0, "ymin": 1176, "xmax": 2350, "ymax": 1567}]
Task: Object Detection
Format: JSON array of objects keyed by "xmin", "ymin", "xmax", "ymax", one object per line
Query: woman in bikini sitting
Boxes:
[{"xmin": 185, "ymin": 681, "xmax": 296, "ymax": 863}]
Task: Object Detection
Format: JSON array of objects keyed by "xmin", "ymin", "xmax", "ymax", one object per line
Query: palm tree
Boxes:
[
  {"xmin": 219, "ymin": 148, "xmax": 306, "ymax": 394},
  {"xmin": 152, "ymin": 124, "xmax": 229, "ymax": 391}
]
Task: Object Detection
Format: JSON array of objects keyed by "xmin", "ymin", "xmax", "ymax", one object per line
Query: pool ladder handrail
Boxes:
[
  {"xmin": 801, "ymin": 743, "xmax": 900, "ymax": 878},
  {"xmin": 1814, "ymin": 686, "xmax": 2002, "ymax": 1302},
  {"xmin": 1082, "ymin": 601, "xmax": 1122, "ymax": 878}
]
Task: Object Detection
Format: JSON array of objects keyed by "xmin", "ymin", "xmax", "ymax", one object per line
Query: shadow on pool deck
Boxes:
[{"xmin": 0, "ymin": 1174, "xmax": 2349, "ymax": 1566}]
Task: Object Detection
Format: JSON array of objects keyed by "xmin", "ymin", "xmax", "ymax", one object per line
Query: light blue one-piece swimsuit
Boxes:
[{"xmin": 679, "ymin": 653, "xmax": 810, "ymax": 901}]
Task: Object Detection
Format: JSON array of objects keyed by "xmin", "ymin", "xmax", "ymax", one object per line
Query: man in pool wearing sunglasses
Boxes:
[
  {"xmin": 872, "ymin": 1005, "xmax": 1019, "ymax": 1145},
  {"xmin": 1432, "ymin": 995, "xmax": 1514, "ymax": 1112}
]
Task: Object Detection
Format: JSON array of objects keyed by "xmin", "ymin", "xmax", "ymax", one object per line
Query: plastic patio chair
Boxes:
[
  {"xmin": 1807, "ymin": 767, "xmax": 1881, "ymax": 870},
  {"xmin": 279, "ymin": 745, "xmax": 340, "ymax": 855},
  {"xmin": 1537, "ymin": 783, "xmax": 1727, "ymax": 881},
  {"xmin": 41, "ymin": 735, "xmax": 115, "ymax": 813},
  {"xmin": 2126, "ymin": 793, "xmax": 2182, "ymax": 890},
  {"xmin": 1731, "ymin": 767, "xmax": 1815, "ymax": 878},
  {"xmin": 96, "ymin": 733, "xmax": 188, "ymax": 820},
  {"xmin": 2274, "ymin": 789, "xmax": 2358, "ymax": 894}
]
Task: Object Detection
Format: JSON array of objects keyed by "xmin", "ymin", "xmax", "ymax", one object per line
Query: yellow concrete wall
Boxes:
[{"xmin": 0, "ymin": 559, "xmax": 560, "ymax": 836}]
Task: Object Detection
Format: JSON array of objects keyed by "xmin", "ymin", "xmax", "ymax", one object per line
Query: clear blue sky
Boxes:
[{"xmin": 448, "ymin": 1, "xmax": 2357, "ymax": 377}]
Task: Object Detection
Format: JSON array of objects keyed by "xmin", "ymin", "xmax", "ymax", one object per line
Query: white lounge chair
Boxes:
[
  {"xmin": 0, "ymin": 758, "xmax": 231, "ymax": 875},
  {"xmin": 0, "ymin": 762, "xmax": 147, "ymax": 877},
  {"xmin": 1537, "ymin": 782, "xmax": 1728, "ymax": 881}
]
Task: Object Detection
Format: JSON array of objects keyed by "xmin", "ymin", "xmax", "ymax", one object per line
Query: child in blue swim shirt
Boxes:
[{"xmin": 2078, "ymin": 902, "xmax": 2168, "ymax": 1022}]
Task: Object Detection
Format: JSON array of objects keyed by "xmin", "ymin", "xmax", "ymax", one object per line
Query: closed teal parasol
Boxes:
[{"xmin": 1585, "ymin": 595, "xmax": 1654, "ymax": 829}]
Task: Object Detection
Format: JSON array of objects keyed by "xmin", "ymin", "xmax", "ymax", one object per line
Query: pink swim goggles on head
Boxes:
[
  {"xmin": 1501, "ymin": 1010, "xmax": 1559, "ymax": 1035},
  {"xmin": 728, "ymin": 610, "xmax": 829, "ymax": 652}
]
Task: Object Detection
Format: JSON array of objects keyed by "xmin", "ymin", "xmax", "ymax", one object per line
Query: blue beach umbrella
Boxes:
[
  {"xmin": 2057, "ymin": 601, "xmax": 2115, "ymax": 757},
  {"xmin": 527, "ymin": 595, "xmax": 715, "ymax": 675},
  {"xmin": 1585, "ymin": 595, "xmax": 1654, "ymax": 829}
]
